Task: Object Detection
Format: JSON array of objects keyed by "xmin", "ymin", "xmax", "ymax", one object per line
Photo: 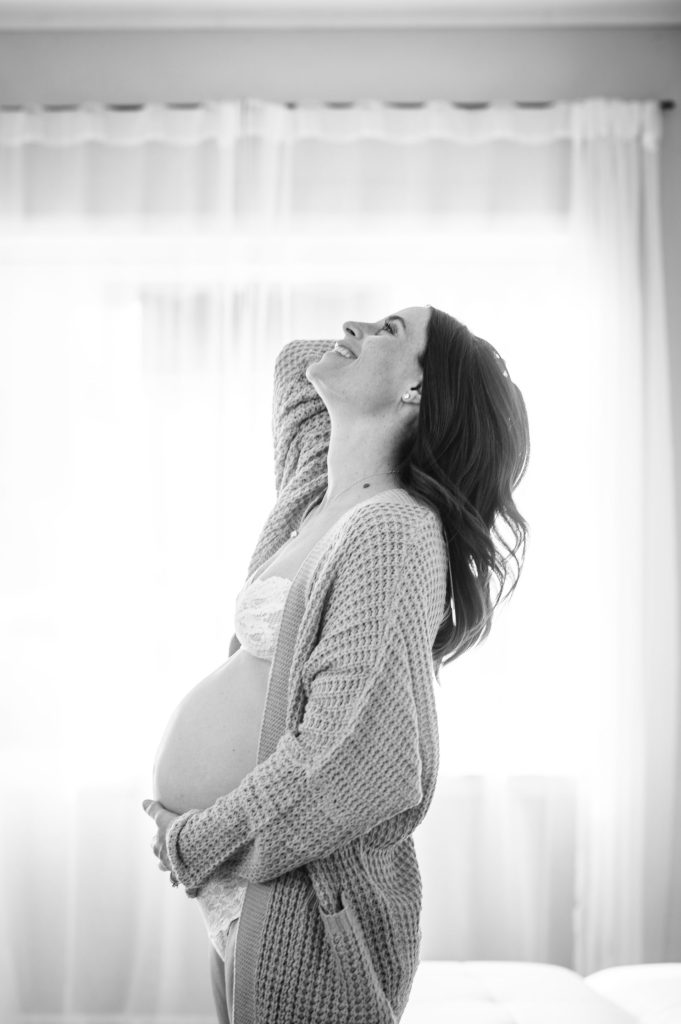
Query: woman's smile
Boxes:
[{"xmin": 332, "ymin": 342, "xmax": 357, "ymax": 359}]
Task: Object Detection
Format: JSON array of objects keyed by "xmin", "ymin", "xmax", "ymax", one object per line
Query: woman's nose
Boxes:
[{"xmin": 342, "ymin": 321, "xmax": 373, "ymax": 339}]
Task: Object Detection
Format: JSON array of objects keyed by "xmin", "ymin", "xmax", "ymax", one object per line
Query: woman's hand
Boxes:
[{"xmin": 143, "ymin": 798, "xmax": 180, "ymax": 886}]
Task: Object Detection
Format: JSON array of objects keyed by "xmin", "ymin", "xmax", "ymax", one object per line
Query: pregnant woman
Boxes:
[{"xmin": 143, "ymin": 305, "xmax": 530, "ymax": 1024}]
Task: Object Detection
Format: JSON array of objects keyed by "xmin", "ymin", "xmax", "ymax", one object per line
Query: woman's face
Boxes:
[
  {"xmin": 308, "ymin": 305, "xmax": 431, "ymax": 418},
  {"xmin": 341, "ymin": 305, "xmax": 430, "ymax": 366}
]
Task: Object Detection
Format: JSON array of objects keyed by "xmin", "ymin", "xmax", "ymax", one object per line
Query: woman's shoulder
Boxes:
[
  {"xmin": 350, "ymin": 486, "xmax": 441, "ymax": 521},
  {"xmin": 313, "ymin": 488, "xmax": 448, "ymax": 629},
  {"xmin": 338, "ymin": 488, "xmax": 445, "ymax": 559}
]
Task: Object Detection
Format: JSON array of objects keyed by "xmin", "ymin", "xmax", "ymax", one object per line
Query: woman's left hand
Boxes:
[{"xmin": 143, "ymin": 798, "xmax": 180, "ymax": 886}]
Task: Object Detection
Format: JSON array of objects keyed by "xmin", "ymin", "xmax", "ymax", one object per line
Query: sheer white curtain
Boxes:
[
  {"xmin": 0, "ymin": 98, "xmax": 677, "ymax": 1022},
  {"xmin": 568, "ymin": 101, "xmax": 679, "ymax": 974}
]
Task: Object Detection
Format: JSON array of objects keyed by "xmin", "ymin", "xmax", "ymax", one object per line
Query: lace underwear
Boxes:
[{"xmin": 196, "ymin": 864, "xmax": 247, "ymax": 961}]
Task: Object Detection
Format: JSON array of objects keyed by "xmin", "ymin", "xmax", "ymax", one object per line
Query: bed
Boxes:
[{"xmin": 401, "ymin": 960, "xmax": 681, "ymax": 1023}]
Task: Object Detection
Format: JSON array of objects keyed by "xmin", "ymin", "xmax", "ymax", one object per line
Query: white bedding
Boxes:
[
  {"xmin": 585, "ymin": 963, "xmax": 681, "ymax": 1024},
  {"xmin": 402, "ymin": 960, "xmax": 681, "ymax": 1023}
]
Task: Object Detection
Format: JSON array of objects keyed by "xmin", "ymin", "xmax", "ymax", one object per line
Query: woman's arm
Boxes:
[
  {"xmin": 271, "ymin": 339, "xmax": 335, "ymax": 498},
  {"xmin": 227, "ymin": 341, "xmax": 333, "ymax": 656},
  {"xmin": 239, "ymin": 338, "xmax": 336, "ymax": 585}
]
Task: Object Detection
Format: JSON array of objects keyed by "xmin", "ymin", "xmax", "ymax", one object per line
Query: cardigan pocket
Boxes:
[{"xmin": 319, "ymin": 890, "xmax": 398, "ymax": 1023}]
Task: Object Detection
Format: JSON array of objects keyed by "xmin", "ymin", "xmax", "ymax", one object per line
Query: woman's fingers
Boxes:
[
  {"xmin": 142, "ymin": 798, "xmax": 178, "ymax": 831},
  {"xmin": 143, "ymin": 798, "xmax": 182, "ymax": 881},
  {"xmin": 142, "ymin": 798, "xmax": 161, "ymax": 819}
]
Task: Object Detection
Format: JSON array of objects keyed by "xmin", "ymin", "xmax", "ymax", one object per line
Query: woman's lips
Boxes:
[{"xmin": 332, "ymin": 343, "xmax": 357, "ymax": 360}]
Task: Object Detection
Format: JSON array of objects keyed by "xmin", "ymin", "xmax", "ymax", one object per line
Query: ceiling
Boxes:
[{"xmin": 0, "ymin": 0, "xmax": 679, "ymax": 29}]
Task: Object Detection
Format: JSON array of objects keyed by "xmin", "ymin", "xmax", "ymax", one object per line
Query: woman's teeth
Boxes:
[{"xmin": 334, "ymin": 344, "xmax": 354, "ymax": 359}]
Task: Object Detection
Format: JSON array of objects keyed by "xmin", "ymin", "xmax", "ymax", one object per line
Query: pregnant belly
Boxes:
[{"xmin": 151, "ymin": 648, "xmax": 271, "ymax": 815}]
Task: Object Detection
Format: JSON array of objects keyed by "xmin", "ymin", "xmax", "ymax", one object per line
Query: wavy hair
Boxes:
[{"xmin": 393, "ymin": 306, "xmax": 531, "ymax": 678}]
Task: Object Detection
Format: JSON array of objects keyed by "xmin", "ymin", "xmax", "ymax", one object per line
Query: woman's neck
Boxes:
[{"xmin": 302, "ymin": 479, "xmax": 402, "ymax": 531}]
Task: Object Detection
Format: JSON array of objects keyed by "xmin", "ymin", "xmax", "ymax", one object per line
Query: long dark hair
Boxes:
[{"xmin": 394, "ymin": 306, "xmax": 530, "ymax": 677}]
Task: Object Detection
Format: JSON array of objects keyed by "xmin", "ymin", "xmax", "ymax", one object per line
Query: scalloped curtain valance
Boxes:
[{"xmin": 0, "ymin": 98, "xmax": 662, "ymax": 226}]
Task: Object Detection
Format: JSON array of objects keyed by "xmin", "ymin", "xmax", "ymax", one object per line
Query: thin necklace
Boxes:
[{"xmin": 289, "ymin": 472, "xmax": 400, "ymax": 539}]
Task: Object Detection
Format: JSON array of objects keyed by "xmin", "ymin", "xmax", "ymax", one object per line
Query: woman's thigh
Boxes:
[
  {"xmin": 209, "ymin": 918, "xmax": 240, "ymax": 1024},
  {"xmin": 224, "ymin": 918, "xmax": 239, "ymax": 1021},
  {"xmin": 210, "ymin": 944, "xmax": 229, "ymax": 1024}
]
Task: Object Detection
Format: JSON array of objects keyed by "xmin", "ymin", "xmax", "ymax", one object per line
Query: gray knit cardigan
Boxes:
[{"xmin": 166, "ymin": 338, "xmax": 449, "ymax": 1024}]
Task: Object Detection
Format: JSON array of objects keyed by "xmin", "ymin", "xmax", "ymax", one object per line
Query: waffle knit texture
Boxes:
[{"xmin": 166, "ymin": 339, "xmax": 449, "ymax": 1023}]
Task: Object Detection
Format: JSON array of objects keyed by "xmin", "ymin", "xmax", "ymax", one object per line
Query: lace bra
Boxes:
[{"xmin": 233, "ymin": 567, "xmax": 293, "ymax": 661}]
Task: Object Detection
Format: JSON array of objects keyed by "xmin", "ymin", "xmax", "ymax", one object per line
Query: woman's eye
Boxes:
[{"xmin": 380, "ymin": 320, "xmax": 395, "ymax": 335}]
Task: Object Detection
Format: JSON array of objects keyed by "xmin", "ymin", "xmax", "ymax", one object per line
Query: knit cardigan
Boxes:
[{"xmin": 165, "ymin": 338, "xmax": 449, "ymax": 1024}]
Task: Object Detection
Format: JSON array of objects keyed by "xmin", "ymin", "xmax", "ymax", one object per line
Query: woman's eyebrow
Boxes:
[{"xmin": 387, "ymin": 315, "xmax": 407, "ymax": 331}]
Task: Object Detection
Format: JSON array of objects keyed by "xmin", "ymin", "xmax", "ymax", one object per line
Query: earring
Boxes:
[{"xmin": 402, "ymin": 391, "xmax": 411, "ymax": 400}]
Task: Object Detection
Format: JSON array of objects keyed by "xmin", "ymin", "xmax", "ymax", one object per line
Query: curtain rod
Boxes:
[
  {"xmin": 283, "ymin": 100, "xmax": 677, "ymax": 111},
  {"xmin": 0, "ymin": 99, "xmax": 675, "ymax": 112}
]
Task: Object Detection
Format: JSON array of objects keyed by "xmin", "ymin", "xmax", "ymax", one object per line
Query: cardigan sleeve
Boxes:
[
  {"xmin": 271, "ymin": 339, "xmax": 335, "ymax": 498},
  {"xmin": 228, "ymin": 338, "xmax": 336, "ymax": 654},
  {"xmin": 165, "ymin": 508, "xmax": 438, "ymax": 891}
]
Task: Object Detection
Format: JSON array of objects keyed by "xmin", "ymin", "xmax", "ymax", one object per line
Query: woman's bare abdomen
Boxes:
[{"xmin": 151, "ymin": 648, "xmax": 271, "ymax": 815}]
